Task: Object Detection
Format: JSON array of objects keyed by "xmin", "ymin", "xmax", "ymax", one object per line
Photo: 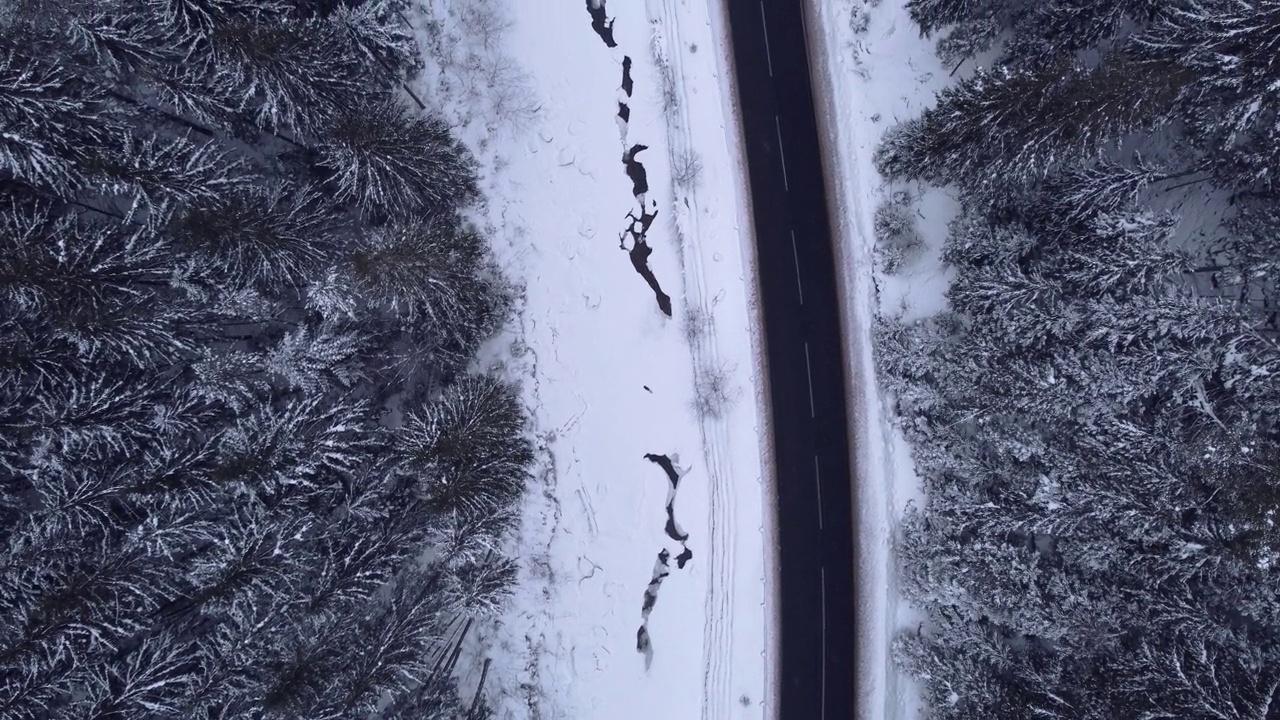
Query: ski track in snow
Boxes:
[{"xmin": 642, "ymin": 1, "xmax": 739, "ymax": 716}]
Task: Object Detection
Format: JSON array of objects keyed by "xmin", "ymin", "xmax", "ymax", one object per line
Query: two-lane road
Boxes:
[{"xmin": 724, "ymin": 1, "xmax": 856, "ymax": 718}]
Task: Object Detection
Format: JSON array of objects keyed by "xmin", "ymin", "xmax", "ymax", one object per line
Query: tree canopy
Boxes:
[
  {"xmin": 877, "ymin": 1, "xmax": 1280, "ymax": 717},
  {"xmin": 0, "ymin": 1, "xmax": 529, "ymax": 718}
]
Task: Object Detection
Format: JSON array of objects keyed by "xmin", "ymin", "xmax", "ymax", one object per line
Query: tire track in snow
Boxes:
[{"xmin": 642, "ymin": 2, "xmax": 740, "ymax": 717}]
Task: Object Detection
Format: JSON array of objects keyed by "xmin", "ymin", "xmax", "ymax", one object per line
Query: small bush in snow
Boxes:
[
  {"xmin": 873, "ymin": 191, "xmax": 922, "ymax": 274},
  {"xmin": 658, "ymin": 60, "xmax": 679, "ymax": 113},
  {"xmin": 849, "ymin": 8, "xmax": 871, "ymax": 35},
  {"xmin": 691, "ymin": 363, "xmax": 737, "ymax": 420},
  {"xmin": 672, "ymin": 149, "xmax": 703, "ymax": 190},
  {"xmin": 683, "ymin": 304, "xmax": 711, "ymax": 345}
]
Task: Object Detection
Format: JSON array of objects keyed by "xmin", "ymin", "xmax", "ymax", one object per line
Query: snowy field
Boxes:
[
  {"xmin": 803, "ymin": 0, "xmax": 963, "ymax": 718},
  {"xmin": 411, "ymin": 0, "xmax": 775, "ymax": 717}
]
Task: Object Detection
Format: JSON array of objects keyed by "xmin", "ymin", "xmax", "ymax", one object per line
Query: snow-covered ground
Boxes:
[
  {"xmin": 803, "ymin": 1, "xmax": 964, "ymax": 719},
  {"xmin": 411, "ymin": 0, "xmax": 775, "ymax": 717}
]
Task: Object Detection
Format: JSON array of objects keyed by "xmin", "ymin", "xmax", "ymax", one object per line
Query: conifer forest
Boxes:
[
  {"xmin": 0, "ymin": 0, "xmax": 532, "ymax": 717},
  {"xmin": 876, "ymin": 1, "xmax": 1280, "ymax": 717}
]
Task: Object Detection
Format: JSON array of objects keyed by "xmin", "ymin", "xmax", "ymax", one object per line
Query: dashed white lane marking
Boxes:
[
  {"xmin": 760, "ymin": 1, "xmax": 773, "ymax": 77},
  {"xmin": 790, "ymin": 228, "xmax": 804, "ymax": 305},
  {"xmin": 774, "ymin": 114, "xmax": 789, "ymax": 191},
  {"xmin": 803, "ymin": 341, "xmax": 815, "ymax": 418},
  {"xmin": 814, "ymin": 454, "xmax": 823, "ymax": 530}
]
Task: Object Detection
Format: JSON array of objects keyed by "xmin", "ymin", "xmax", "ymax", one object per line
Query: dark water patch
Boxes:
[
  {"xmin": 637, "ymin": 548, "xmax": 672, "ymax": 669},
  {"xmin": 664, "ymin": 508, "xmax": 688, "ymax": 543},
  {"xmin": 621, "ymin": 203, "xmax": 672, "ymax": 316},
  {"xmin": 628, "ymin": 238, "xmax": 672, "ymax": 316},
  {"xmin": 586, "ymin": 0, "xmax": 617, "ymax": 48},
  {"xmin": 676, "ymin": 547, "xmax": 693, "ymax": 569},
  {"xmin": 641, "ymin": 552, "xmax": 670, "ymax": 613},
  {"xmin": 625, "ymin": 203, "xmax": 658, "ymax": 238},
  {"xmin": 622, "ymin": 56, "xmax": 634, "ymax": 96},
  {"xmin": 647, "ymin": 452, "xmax": 692, "ymax": 556},
  {"xmin": 623, "ymin": 143, "xmax": 650, "ymax": 197},
  {"xmin": 645, "ymin": 453, "xmax": 681, "ymax": 489}
]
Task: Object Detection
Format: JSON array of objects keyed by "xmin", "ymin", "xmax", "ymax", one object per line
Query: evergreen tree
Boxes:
[
  {"xmin": 211, "ymin": 16, "xmax": 361, "ymax": 134},
  {"xmin": 396, "ymin": 375, "xmax": 532, "ymax": 517},
  {"xmin": 1136, "ymin": 0, "xmax": 1280, "ymax": 190},
  {"xmin": 876, "ymin": 51, "xmax": 1185, "ymax": 187},
  {"xmin": 905, "ymin": 0, "xmax": 1003, "ymax": 38},
  {"xmin": 349, "ymin": 217, "xmax": 507, "ymax": 350},
  {"xmin": 316, "ymin": 95, "xmax": 478, "ymax": 217},
  {"xmin": 167, "ymin": 182, "xmax": 343, "ymax": 292},
  {"xmin": 0, "ymin": 46, "xmax": 124, "ymax": 194},
  {"xmin": 0, "ymin": 0, "xmax": 528, "ymax": 715},
  {"xmin": 934, "ymin": 19, "xmax": 998, "ymax": 69}
]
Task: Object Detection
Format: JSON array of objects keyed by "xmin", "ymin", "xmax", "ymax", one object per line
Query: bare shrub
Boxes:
[
  {"xmin": 691, "ymin": 363, "xmax": 738, "ymax": 420},
  {"xmin": 874, "ymin": 194, "xmax": 915, "ymax": 240},
  {"xmin": 672, "ymin": 149, "xmax": 703, "ymax": 190},
  {"xmin": 458, "ymin": 0, "xmax": 510, "ymax": 51},
  {"xmin": 682, "ymin": 304, "xmax": 710, "ymax": 344},
  {"xmin": 657, "ymin": 60, "xmax": 678, "ymax": 113},
  {"xmin": 875, "ymin": 240, "xmax": 923, "ymax": 275},
  {"xmin": 476, "ymin": 52, "xmax": 539, "ymax": 131},
  {"xmin": 849, "ymin": 8, "xmax": 871, "ymax": 34}
]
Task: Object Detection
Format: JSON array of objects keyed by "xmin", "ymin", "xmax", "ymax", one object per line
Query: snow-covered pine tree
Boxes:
[
  {"xmin": 891, "ymin": 623, "xmax": 1041, "ymax": 720},
  {"xmin": 876, "ymin": 52, "xmax": 1185, "ymax": 187},
  {"xmin": 146, "ymin": 0, "xmax": 293, "ymax": 39},
  {"xmin": 904, "ymin": 0, "xmax": 1003, "ymax": 38},
  {"xmin": 0, "ymin": 0, "xmax": 526, "ymax": 715},
  {"xmin": 1135, "ymin": 0, "xmax": 1280, "ymax": 191},
  {"xmin": 396, "ymin": 375, "xmax": 532, "ymax": 518},
  {"xmin": 934, "ymin": 19, "xmax": 998, "ymax": 69},
  {"xmin": 295, "ymin": 567, "xmax": 451, "ymax": 718},
  {"xmin": 325, "ymin": 0, "xmax": 418, "ymax": 83},
  {"xmin": 348, "ymin": 217, "xmax": 506, "ymax": 349},
  {"xmin": 0, "ymin": 44, "xmax": 124, "ymax": 195},
  {"xmin": 167, "ymin": 182, "xmax": 344, "ymax": 292},
  {"xmin": 906, "ymin": 0, "xmax": 1162, "ymax": 69},
  {"xmin": 1114, "ymin": 626, "xmax": 1280, "ymax": 719},
  {"xmin": 1000, "ymin": 0, "xmax": 1164, "ymax": 68},
  {"xmin": 88, "ymin": 133, "xmax": 255, "ymax": 214},
  {"xmin": 299, "ymin": 502, "xmax": 432, "ymax": 622},
  {"xmin": 211, "ymin": 15, "xmax": 362, "ymax": 135},
  {"xmin": 1037, "ymin": 155, "xmax": 1178, "ymax": 223},
  {"xmin": 316, "ymin": 95, "xmax": 479, "ymax": 217}
]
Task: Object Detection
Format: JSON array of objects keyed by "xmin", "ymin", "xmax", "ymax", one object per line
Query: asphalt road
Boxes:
[{"xmin": 723, "ymin": 1, "xmax": 856, "ymax": 718}]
